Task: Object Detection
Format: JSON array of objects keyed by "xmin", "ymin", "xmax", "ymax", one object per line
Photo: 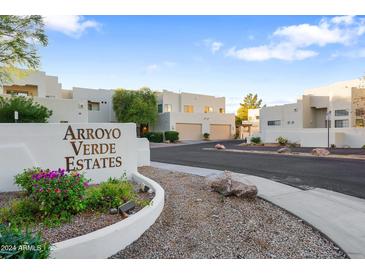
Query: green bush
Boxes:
[
  {"xmin": 276, "ymin": 136, "xmax": 288, "ymax": 146},
  {"xmin": 24, "ymin": 169, "xmax": 88, "ymax": 217},
  {"xmin": 0, "ymin": 198, "xmax": 40, "ymax": 227},
  {"xmin": 164, "ymin": 131, "xmax": 179, "ymax": 143},
  {"xmin": 250, "ymin": 136, "xmax": 261, "ymax": 144},
  {"xmin": 0, "ymin": 224, "xmax": 50, "ymax": 259},
  {"xmin": 15, "ymin": 167, "xmax": 42, "ymax": 194},
  {"xmin": 145, "ymin": 131, "xmax": 163, "ymax": 143},
  {"xmin": 0, "ymin": 96, "xmax": 52, "ymax": 123},
  {"xmin": 203, "ymin": 133, "xmax": 210, "ymax": 140},
  {"xmin": 362, "ymin": 145, "xmax": 365, "ymax": 149},
  {"xmin": 85, "ymin": 178, "xmax": 136, "ymax": 211}
]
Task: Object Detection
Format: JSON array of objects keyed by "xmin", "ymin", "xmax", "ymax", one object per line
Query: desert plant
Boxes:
[
  {"xmin": 0, "ymin": 224, "xmax": 50, "ymax": 259},
  {"xmin": 85, "ymin": 178, "xmax": 137, "ymax": 211},
  {"xmin": 203, "ymin": 133, "xmax": 210, "ymax": 140},
  {"xmin": 0, "ymin": 96, "xmax": 52, "ymax": 123},
  {"xmin": 15, "ymin": 167, "xmax": 42, "ymax": 194},
  {"xmin": 164, "ymin": 131, "xmax": 179, "ymax": 143},
  {"xmin": 144, "ymin": 131, "xmax": 163, "ymax": 143},
  {"xmin": 26, "ymin": 169, "xmax": 88, "ymax": 216},
  {"xmin": 0, "ymin": 197, "xmax": 40, "ymax": 227},
  {"xmin": 276, "ymin": 136, "xmax": 288, "ymax": 146},
  {"xmin": 250, "ymin": 136, "xmax": 261, "ymax": 144}
]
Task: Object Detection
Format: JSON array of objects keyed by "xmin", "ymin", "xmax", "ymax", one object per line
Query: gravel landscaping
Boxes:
[{"xmin": 112, "ymin": 166, "xmax": 347, "ymax": 259}]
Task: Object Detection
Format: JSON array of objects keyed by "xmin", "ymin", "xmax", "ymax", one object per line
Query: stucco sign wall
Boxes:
[{"xmin": 0, "ymin": 123, "xmax": 140, "ymax": 192}]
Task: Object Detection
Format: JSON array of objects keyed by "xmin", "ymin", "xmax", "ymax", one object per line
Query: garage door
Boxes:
[
  {"xmin": 210, "ymin": 124, "xmax": 231, "ymax": 140},
  {"xmin": 176, "ymin": 123, "xmax": 202, "ymax": 140}
]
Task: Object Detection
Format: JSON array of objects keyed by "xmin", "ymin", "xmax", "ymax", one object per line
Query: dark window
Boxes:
[
  {"xmin": 267, "ymin": 120, "xmax": 281, "ymax": 126},
  {"xmin": 334, "ymin": 119, "xmax": 349, "ymax": 128},
  {"xmin": 158, "ymin": 104, "xmax": 163, "ymax": 113},
  {"xmin": 335, "ymin": 109, "xmax": 349, "ymax": 116}
]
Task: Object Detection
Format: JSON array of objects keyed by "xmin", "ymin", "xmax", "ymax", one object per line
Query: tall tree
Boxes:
[
  {"xmin": 0, "ymin": 15, "xmax": 48, "ymax": 85},
  {"xmin": 112, "ymin": 87, "xmax": 158, "ymax": 135},
  {"xmin": 236, "ymin": 93, "xmax": 262, "ymax": 122}
]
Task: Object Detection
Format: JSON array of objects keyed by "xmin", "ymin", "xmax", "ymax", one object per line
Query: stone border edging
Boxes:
[{"xmin": 50, "ymin": 172, "xmax": 164, "ymax": 259}]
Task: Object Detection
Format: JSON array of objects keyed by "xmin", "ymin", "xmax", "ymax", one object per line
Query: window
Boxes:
[
  {"xmin": 219, "ymin": 108, "xmax": 225, "ymax": 114},
  {"xmin": 356, "ymin": 119, "xmax": 364, "ymax": 127},
  {"xmin": 6, "ymin": 90, "xmax": 28, "ymax": 96},
  {"xmin": 204, "ymin": 106, "xmax": 213, "ymax": 113},
  {"xmin": 335, "ymin": 109, "xmax": 349, "ymax": 116},
  {"xmin": 164, "ymin": 104, "xmax": 172, "ymax": 112},
  {"xmin": 267, "ymin": 120, "xmax": 281, "ymax": 126},
  {"xmin": 88, "ymin": 101, "xmax": 100, "ymax": 111},
  {"xmin": 184, "ymin": 105, "xmax": 194, "ymax": 113},
  {"xmin": 158, "ymin": 104, "xmax": 163, "ymax": 113},
  {"xmin": 356, "ymin": 108, "xmax": 365, "ymax": 116},
  {"xmin": 335, "ymin": 119, "xmax": 349, "ymax": 128}
]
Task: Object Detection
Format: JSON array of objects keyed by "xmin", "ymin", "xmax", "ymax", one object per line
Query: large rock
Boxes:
[
  {"xmin": 311, "ymin": 148, "xmax": 330, "ymax": 156},
  {"xmin": 215, "ymin": 144, "xmax": 226, "ymax": 150},
  {"xmin": 277, "ymin": 147, "xmax": 291, "ymax": 154},
  {"xmin": 208, "ymin": 171, "xmax": 257, "ymax": 199}
]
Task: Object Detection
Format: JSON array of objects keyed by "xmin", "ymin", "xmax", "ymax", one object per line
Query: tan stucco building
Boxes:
[
  {"xmin": 1, "ymin": 71, "xmax": 234, "ymax": 140},
  {"xmin": 259, "ymin": 79, "xmax": 365, "ymax": 148}
]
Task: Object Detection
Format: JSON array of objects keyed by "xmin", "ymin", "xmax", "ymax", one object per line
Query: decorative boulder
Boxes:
[
  {"xmin": 277, "ymin": 147, "xmax": 291, "ymax": 154},
  {"xmin": 208, "ymin": 171, "xmax": 257, "ymax": 199},
  {"xmin": 215, "ymin": 144, "xmax": 226, "ymax": 150},
  {"xmin": 311, "ymin": 148, "xmax": 330, "ymax": 156}
]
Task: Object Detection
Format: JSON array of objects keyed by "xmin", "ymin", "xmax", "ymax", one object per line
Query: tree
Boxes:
[
  {"xmin": 0, "ymin": 15, "xmax": 48, "ymax": 85},
  {"xmin": 236, "ymin": 93, "xmax": 262, "ymax": 122},
  {"xmin": 0, "ymin": 95, "xmax": 52, "ymax": 122},
  {"xmin": 112, "ymin": 87, "xmax": 158, "ymax": 135}
]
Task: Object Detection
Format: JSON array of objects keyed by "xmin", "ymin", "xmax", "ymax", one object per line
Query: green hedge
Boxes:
[
  {"xmin": 164, "ymin": 131, "xmax": 179, "ymax": 143},
  {"xmin": 144, "ymin": 132, "xmax": 163, "ymax": 143}
]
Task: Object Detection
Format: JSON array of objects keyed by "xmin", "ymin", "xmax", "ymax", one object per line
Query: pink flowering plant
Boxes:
[{"xmin": 28, "ymin": 168, "xmax": 89, "ymax": 217}]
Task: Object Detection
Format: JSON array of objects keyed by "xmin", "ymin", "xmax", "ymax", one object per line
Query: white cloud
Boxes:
[
  {"xmin": 227, "ymin": 44, "xmax": 318, "ymax": 61},
  {"xmin": 331, "ymin": 15, "xmax": 355, "ymax": 25},
  {"xmin": 227, "ymin": 16, "xmax": 365, "ymax": 61},
  {"xmin": 203, "ymin": 39, "xmax": 223, "ymax": 53},
  {"xmin": 145, "ymin": 64, "xmax": 159, "ymax": 74},
  {"xmin": 43, "ymin": 15, "xmax": 101, "ymax": 38}
]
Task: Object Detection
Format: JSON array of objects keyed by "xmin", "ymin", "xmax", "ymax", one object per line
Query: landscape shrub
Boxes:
[
  {"xmin": 250, "ymin": 136, "xmax": 261, "ymax": 144},
  {"xmin": 276, "ymin": 136, "xmax": 288, "ymax": 146},
  {"xmin": 164, "ymin": 131, "xmax": 179, "ymax": 143},
  {"xmin": 15, "ymin": 167, "xmax": 42, "ymax": 194},
  {"xmin": 85, "ymin": 178, "xmax": 136, "ymax": 210},
  {"xmin": 0, "ymin": 96, "xmax": 52, "ymax": 123},
  {"xmin": 362, "ymin": 145, "xmax": 365, "ymax": 149},
  {"xmin": 144, "ymin": 131, "xmax": 163, "ymax": 143},
  {"xmin": 203, "ymin": 133, "xmax": 210, "ymax": 140},
  {"xmin": 0, "ymin": 197, "xmax": 40, "ymax": 227},
  {"xmin": 26, "ymin": 169, "xmax": 88, "ymax": 216},
  {"xmin": 0, "ymin": 224, "xmax": 50, "ymax": 259}
]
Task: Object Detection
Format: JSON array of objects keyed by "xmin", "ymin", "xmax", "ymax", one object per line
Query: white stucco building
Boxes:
[
  {"xmin": 259, "ymin": 79, "xmax": 365, "ymax": 148},
  {"xmin": 0, "ymin": 71, "xmax": 234, "ymax": 140},
  {"xmin": 152, "ymin": 90, "xmax": 235, "ymax": 140}
]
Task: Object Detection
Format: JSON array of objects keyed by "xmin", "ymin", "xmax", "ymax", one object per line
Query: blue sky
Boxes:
[{"xmin": 40, "ymin": 15, "xmax": 365, "ymax": 113}]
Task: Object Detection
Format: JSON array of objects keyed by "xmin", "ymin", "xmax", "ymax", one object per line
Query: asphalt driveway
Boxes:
[{"xmin": 151, "ymin": 140, "xmax": 365, "ymax": 199}]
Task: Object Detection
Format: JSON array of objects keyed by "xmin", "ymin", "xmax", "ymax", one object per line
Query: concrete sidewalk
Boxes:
[{"xmin": 151, "ymin": 161, "xmax": 365, "ymax": 258}]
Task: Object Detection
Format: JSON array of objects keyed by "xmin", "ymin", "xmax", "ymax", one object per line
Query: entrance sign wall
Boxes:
[{"xmin": 0, "ymin": 123, "xmax": 145, "ymax": 192}]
